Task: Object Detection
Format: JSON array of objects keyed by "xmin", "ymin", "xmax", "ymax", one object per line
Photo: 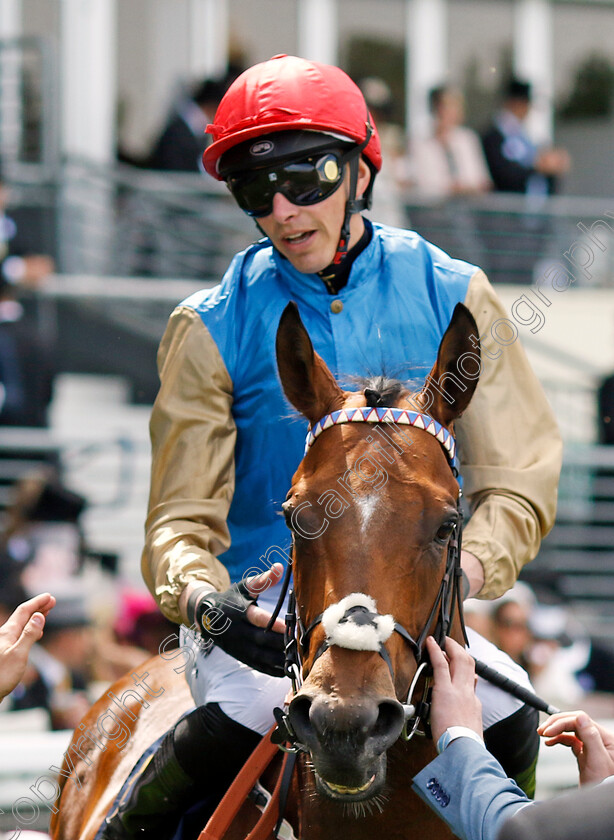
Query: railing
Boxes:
[
  {"xmin": 4, "ymin": 158, "xmax": 614, "ymax": 286},
  {"xmin": 403, "ymin": 192, "xmax": 614, "ymax": 287},
  {"xmin": 521, "ymin": 444, "xmax": 614, "ymax": 646}
]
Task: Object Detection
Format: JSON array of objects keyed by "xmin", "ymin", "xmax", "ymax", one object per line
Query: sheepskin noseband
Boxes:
[{"xmin": 321, "ymin": 593, "xmax": 395, "ymax": 652}]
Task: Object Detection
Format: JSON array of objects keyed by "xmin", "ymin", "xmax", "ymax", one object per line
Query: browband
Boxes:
[{"xmin": 305, "ymin": 406, "xmax": 459, "ymax": 474}]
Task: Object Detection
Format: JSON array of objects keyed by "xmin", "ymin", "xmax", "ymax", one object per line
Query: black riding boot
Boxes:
[
  {"xmin": 100, "ymin": 703, "xmax": 262, "ymax": 840},
  {"xmin": 101, "ymin": 729, "xmax": 195, "ymax": 840}
]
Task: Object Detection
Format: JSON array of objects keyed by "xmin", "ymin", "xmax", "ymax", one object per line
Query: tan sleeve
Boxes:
[
  {"xmin": 456, "ymin": 270, "xmax": 562, "ymax": 599},
  {"xmin": 141, "ymin": 306, "xmax": 234, "ymax": 624}
]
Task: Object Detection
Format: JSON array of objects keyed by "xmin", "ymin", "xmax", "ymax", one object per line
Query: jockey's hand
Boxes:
[
  {"xmin": 189, "ymin": 565, "xmax": 286, "ymax": 678},
  {"xmin": 538, "ymin": 711, "xmax": 614, "ymax": 786}
]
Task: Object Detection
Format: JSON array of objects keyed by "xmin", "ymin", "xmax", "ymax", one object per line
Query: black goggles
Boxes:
[{"xmin": 225, "ymin": 149, "xmax": 357, "ymax": 218}]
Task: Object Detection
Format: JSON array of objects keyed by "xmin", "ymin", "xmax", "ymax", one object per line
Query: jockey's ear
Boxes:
[
  {"xmin": 276, "ymin": 302, "xmax": 345, "ymax": 424},
  {"xmin": 418, "ymin": 303, "xmax": 481, "ymax": 427}
]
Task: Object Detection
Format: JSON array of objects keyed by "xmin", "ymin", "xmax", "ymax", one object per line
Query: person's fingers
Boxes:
[
  {"xmin": 246, "ymin": 603, "xmax": 285, "ymax": 633},
  {"xmin": 538, "ymin": 710, "xmax": 583, "ymax": 730},
  {"xmin": 20, "ymin": 612, "xmax": 46, "ymax": 646},
  {"xmin": 543, "ymin": 733, "xmax": 584, "ymax": 755},
  {"xmin": 539, "ymin": 712, "xmax": 593, "ymax": 738},
  {"xmin": 426, "ymin": 636, "xmax": 452, "ymax": 685},
  {"xmin": 244, "ymin": 564, "xmax": 285, "ymax": 599},
  {"xmin": 1, "ymin": 594, "xmax": 55, "ymax": 641},
  {"xmin": 444, "ymin": 636, "xmax": 476, "ymax": 682},
  {"xmin": 575, "ymin": 713, "xmax": 611, "ymax": 758}
]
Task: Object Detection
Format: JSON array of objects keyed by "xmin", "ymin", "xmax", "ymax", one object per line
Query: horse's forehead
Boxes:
[{"xmin": 293, "ymin": 422, "xmax": 455, "ymax": 498}]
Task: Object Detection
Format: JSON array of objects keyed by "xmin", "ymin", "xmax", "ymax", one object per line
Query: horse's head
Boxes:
[{"xmin": 275, "ymin": 301, "xmax": 480, "ymax": 804}]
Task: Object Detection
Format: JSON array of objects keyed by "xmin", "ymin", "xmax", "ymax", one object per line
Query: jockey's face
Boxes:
[{"xmin": 256, "ymin": 158, "xmax": 371, "ymax": 274}]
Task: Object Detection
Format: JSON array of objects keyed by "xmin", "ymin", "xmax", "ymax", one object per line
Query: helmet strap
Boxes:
[{"xmin": 333, "ymin": 120, "xmax": 374, "ymax": 266}]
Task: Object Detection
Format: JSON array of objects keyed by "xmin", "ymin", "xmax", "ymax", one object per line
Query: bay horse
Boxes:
[{"xmin": 51, "ymin": 300, "xmax": 480, "ymax": 840}]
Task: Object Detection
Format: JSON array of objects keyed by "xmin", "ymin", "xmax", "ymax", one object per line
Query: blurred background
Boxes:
[{"xmin": 1, "ymin": 0, "xmax": 614, "ymax": 832}]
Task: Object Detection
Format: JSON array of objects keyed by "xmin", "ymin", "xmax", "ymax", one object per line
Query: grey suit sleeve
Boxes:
[{"xmin": 412, "ymin": 739, "xmax": 532, "ymax": 840}]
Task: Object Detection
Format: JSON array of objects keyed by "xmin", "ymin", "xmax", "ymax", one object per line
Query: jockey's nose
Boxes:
[{"xmin": 270, "ymin": 191, "xmax": 299, "ymax": 221}]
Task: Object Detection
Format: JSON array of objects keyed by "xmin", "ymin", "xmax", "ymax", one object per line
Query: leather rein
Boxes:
[{"xmin": 271, "ymin": 406, "xmax": 469, "ymax": 750}]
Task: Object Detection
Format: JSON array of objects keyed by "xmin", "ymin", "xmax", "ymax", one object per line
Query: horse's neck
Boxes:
[{"xmin": 296, "ymin": 740, "xmax": 454, "ymax": 840}]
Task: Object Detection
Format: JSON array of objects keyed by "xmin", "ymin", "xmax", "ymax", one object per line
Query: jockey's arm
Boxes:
[
  {"xmin": 142, "ymin": 306, "xmax": 235, "ymax": 625},
  {"xmin": 456, "ymin": 270, "xmax": 562, "ymax": 600}
]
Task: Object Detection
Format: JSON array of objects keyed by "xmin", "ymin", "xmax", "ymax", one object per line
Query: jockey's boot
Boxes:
[
  {"xmin": 100, "ymin": 729, "xmax": 196, "ymax": 840},
  {"xmin": 100, "ymin": 702, "xmax": 262, "ymax": 840}
]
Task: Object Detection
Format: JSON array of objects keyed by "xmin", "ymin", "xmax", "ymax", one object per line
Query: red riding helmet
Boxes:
[{"xmin": 203, "ymin": 54, "xmax": 382, "ymax": 179}]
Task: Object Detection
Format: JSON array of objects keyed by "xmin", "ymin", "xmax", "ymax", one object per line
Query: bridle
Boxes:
[{"xmin": 270, "ymin": 405, "xmax": 469, "ymax": 751}]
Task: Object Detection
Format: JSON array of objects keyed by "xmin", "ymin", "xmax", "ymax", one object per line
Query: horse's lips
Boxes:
[{"xmin": 318, "ymin": 774, "xmax": 376, "ymax": 797}]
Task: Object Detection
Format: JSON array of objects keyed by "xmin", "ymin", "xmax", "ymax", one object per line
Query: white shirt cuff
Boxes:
[{"xmin": 437, "ymin": 726, "xmax": 485, "ymax": 754}]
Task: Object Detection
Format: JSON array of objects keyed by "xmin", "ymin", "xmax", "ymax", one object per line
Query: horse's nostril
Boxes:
[
  {"xmin": 288, "ymin": 695, "xmax": 314, "ymax": 743},
  {"xmin": 373, "ymin": 699, "xmax": 405, "ymax": 743}
]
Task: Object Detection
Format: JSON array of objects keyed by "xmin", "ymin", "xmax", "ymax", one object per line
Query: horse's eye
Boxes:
[{"xmin": 435, "ymin": 519, "xmax": 456, "ymax": 544}]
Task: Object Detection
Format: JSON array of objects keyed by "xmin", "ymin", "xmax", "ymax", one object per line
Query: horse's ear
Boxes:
[
  {"xmin": 276, "ymin": 302, "xmax": 345, "ymax": 424},
  {"xmin": 418, "ymin": 303, "xmax": 481, "ymax": 427}
]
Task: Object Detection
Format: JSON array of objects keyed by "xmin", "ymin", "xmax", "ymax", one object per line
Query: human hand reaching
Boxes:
[
  {"xmin": 0, "ymin": 593, "xmax": 55, "ymax": 701},
  {"xmin": 538, "ymin": 711, "xmax": 614, "ymax": 786}
]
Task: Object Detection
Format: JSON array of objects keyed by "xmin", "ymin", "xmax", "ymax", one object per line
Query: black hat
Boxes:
[
  {"xmin": 19, "ymin": 477, "xmax": 86, "ymax": 524},
  {"xmin": 505, "ymin": 77, "xmax": 532, "ymax": 102}
]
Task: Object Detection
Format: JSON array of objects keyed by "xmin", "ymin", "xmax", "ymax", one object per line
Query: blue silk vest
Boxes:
[{"xmin": 183, "ymin": 223, "xmax": 475, "ymax": 583}]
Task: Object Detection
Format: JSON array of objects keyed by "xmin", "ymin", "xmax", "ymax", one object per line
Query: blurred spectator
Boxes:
[
  {"xmin": 528, "ymin": 602, "xmax": 589, "ymax": 710},
  {"xmin": 90, "ymin": 587, "xmax": 178, "ymax": 685},
  {"xmin": 463, "ymin": 597, "xmax": 494, "ymax": 639},
  {"xmin": 482, "ymin": 77, "xmax": 571, "ymax": 196},
  {"xmin": 359, "ymin": 76, "xmax": 410, "ymax": 227},
  {"xmin": 490, "ymin": 582, "xmax": 536, "ymax": 672},
  {"xmin": 0, "ymin": 167, "xmax": 56, "ymax": 427},
  {"xmin": 2, "ymin": 468, "xmax": 87, "ymax": 593},
  {"xmin": 147, "ymin": 69, "xmax": 240, "ymax": 173},
  {"xmin": 0, "ymin": 170, "xmax": 55, "ymax": 291},
  {"xmin": 410, "ymin": 85, "xmax": 492, "ymax": 198},
  {"xmin": 113, "ymin": 587, "xmax": 177, "ymax": 657}
]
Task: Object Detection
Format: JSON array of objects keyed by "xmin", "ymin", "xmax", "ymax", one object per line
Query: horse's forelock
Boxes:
[{"xmin": 361, "ymin": 376, "xmax": 405, "ymax": 408}]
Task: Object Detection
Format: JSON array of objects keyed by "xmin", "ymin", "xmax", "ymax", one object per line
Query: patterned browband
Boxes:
[{"xmin": 305, "ymin": 406, "xmax": 459, "ymax": 475}]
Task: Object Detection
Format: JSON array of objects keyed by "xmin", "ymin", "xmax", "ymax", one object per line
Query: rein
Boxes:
[{"xmin": 271, "ymin": 405, "xmax": 468, "ymax": 750}]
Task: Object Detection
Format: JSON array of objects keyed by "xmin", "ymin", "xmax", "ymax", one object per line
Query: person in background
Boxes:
[
  {"xmin": 147, "ymin": 70, "xmax": 240, "ymax": 173},
  {"xmin": 490, "ymin": 582, "xmax": 536, "ymax": 672},
  {"xmin": 0, "ymin": 170, "xmax": 55, "ymax": 427},
  {"xmin": 358, "ymin": 76, "xmax": 410, "ymax": 227},
  {"xmin": 481, "ymin": 77, "xmax": 570, "ymax": 196},
  {"xmin": 412, "ymin": 635, "xmax": 614, "ymax": 840},
  {"xmin": 410, "ymin": 85, "xmax": 492, "ymax": 199}
]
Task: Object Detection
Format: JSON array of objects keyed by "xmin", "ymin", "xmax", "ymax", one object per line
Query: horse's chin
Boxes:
[{"xmin": 313, "ymin": 754, "xmax": 386, "ymax": 803}]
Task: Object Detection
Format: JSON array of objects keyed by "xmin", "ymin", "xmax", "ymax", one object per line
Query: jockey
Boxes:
[{"xmin": 102, "ymin": 55, "xmax": 562, "ymax": 839}]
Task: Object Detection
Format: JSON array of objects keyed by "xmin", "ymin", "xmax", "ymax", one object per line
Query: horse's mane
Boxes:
[{"xmin": 360, "ymin": 375, "xmax": 405, "ymax": 408}]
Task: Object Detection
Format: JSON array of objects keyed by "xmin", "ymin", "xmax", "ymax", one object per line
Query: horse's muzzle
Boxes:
[{"xmin": 287, "ymin": 690, "xmax": 405, "ymax": 800}]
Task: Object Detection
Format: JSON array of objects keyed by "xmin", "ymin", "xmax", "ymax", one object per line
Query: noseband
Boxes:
[{"xmin": 271, "ymin": 406, "xmax": 468, "ymax": 749}]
